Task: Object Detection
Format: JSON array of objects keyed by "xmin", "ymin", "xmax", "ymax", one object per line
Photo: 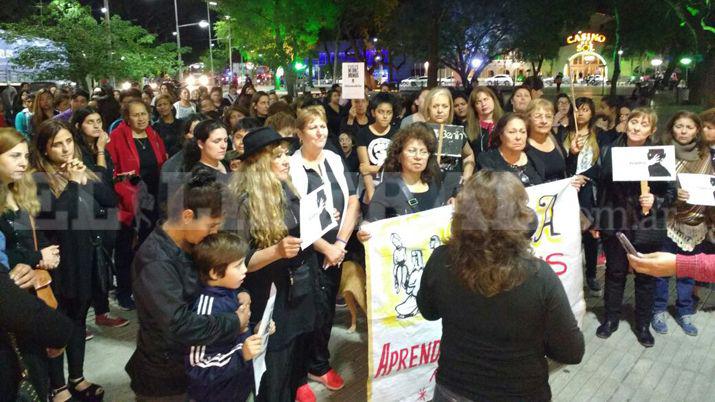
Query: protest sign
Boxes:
[
  {"xmin": 427, "ymin": 123, "xmax": 466, "ymax": 158},
  {"xmin": 611, "ymin": 145, "xmax": 676, "ymax": 181},
  {"xmin": 342, "ymin": 62, "xmax": 365, "ymax": 99},
  {"xmin": 678, "ymin": 173, "xmax": 715, "ymax": 206},
  {"xmin": 299, "ymin": 185, "xmax": 337, "ymax": 249},
  {"xmin": 253, "ymin": 284, "xmax": 277, "ymax": 396},
  {"xmin": 363, "ymin": 179, "xmax": 585, "ymax": 401}
]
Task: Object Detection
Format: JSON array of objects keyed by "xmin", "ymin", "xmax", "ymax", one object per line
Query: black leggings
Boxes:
[
  {"xmin": 48, "ymin": 297, "xmax": 90, "ymax": 389},
  {"xmin": 583, "ymin": 230, "xmax": 599, "ymax": 280}
]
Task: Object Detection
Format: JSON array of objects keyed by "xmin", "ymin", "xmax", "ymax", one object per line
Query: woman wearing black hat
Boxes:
[{"xmin": 229, "ymin": 127, "xmax": 320, "ymax": 402}]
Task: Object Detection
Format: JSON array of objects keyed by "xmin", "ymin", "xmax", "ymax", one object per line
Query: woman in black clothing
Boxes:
[
  {"xmin": 0, "ymin": 263, "xmax": 73, "ymax": 401},
  {"xmin": 584, "ymin": 108, "xmax": 677, "ymax": 347},
  {"xmin": 182, "ymin": 119, "xmax": 230, "ymax": 179},
  {"xmin": 229, "ymin": 127, "xmax": 319, "ymax": 402},
  {"xmin": 324, "ymin": 88, "xmax": 345, "ymax": 138},
  {"xmin": 32, "ymin": 120, "xmax": 113, "ymax": 402},
  {"xmin": 249, "ymin": 91, "xmax": 270, "ymax": 125},
  {"xmin": 366, "ymin": 124, "xmax": 447, "ymax": 222},
  {"xmin": 0, "ymin": 128, "xmax": 61, "ymax": 399},
  {"xmin": 153, "ymin": 94, "xmax": 183, "ymax": 157},
  {"xmin": 525, "ymin": 98, "xmax": 567, "ymax": 182},
  {"xmin": 417, "ymin": 170, "xmax": 584, "ymax": 402},
  {"xmin": 476, "ymin": 113, "xmax": 545, "ymax": 187},
  {"xmin": 451, "ymin": 91, "xmax": 468, "ymax": 126}
]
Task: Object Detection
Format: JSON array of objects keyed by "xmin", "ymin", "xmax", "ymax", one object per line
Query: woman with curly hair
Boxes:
[
  {"xmin": 417, "ymin": 170, "xmax": 584, "ymax": 402},
  {"xmin": 366, "ymin": 123, "xmax": 447, "ymax": 221},
  {"xmin": 229, "ymin": 127, "xmax": 319, "ymax": 402}
]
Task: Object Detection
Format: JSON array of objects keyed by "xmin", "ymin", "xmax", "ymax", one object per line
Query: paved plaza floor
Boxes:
[{"xmin": 84, "ymin": 264, "xmax": 715, "ymax": 402}]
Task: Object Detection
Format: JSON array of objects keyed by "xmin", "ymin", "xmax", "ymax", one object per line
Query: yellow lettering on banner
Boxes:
[{"xmin": 532, "ymin": 194, "xmax": 561, "ymax": 245}]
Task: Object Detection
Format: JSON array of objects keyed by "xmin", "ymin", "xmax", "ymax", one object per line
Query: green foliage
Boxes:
[
  {"xmin": 216, "ymin": 0, "xmax": 338, "ymax": 69},
  {"xmin": 0, "ymin": 0, "xmax": 183, "ymax": 85}
]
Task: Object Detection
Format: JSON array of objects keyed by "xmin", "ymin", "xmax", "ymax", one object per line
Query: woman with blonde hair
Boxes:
[
  {"xmin": 417, "ymin": 170, "xmax": 584, "ymax": 401},
  {"xmin": 466, "ymin": 86, "xmax": 504, "ymax": 154},
  {"xmin": 0, "ymin": 127, "xmax": 60, "ymax": 399},
  {"xmin": 422, "ymin": 87, "xmax": 475, "ymax": 193},
  {"xmin": 525, "ymin": 98, "xmax": 567, "ymax": 182},
  {"xmin": 33, "ymin": 119, "xmax": 114, "ymax": 402},
  {"xmin": 289, "ymin": 105, "xmax": 360, "ymax": 397},
  {"xmin": 230, "ymin": 127, "xmax": 319, "ymax": 402}
]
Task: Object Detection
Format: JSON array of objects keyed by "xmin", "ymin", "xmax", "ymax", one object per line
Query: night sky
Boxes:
[{"xmin": 82, "ymin": 0, "xmax": 215, "ymax": 62}]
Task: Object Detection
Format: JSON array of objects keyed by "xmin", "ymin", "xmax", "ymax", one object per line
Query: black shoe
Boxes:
[
  {"xmin": 596, "ymin": 319, "xmax": 619, "ymax": 339},
  {"xmin": 587, "ymin": 277, "xmax": 603, "ymax": 296},
  {"xmin": 636, "ymin": 325, "xmax": 655, "ymax": 348}
]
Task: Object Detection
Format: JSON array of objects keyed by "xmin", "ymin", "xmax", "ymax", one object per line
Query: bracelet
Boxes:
[
  {"xmin": 97, "ymin": 151, "xmax": 105, "ymax": 155},
  {"xmin": 336, "ymin": 237, "xmax": 348, "ymax": 245}
]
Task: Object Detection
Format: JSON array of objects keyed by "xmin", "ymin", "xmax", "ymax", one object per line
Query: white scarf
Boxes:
[{"xmin": 289, "ymin": 148, "xmax": 350, "ymax": 232}]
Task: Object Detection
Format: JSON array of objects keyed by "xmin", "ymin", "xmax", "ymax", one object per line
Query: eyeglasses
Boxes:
[{"xmin": 404, "ymin": 148, "xmax": 430, "ymax": 157}]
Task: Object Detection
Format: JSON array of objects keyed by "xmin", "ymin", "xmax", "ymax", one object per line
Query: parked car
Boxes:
[
  {"xmin": 399, "ymin": 76, "xmax": 427, "ymax": 91},
  {"xmin": 543, "ymin": 75, "xmax": 571, "ymax": 87},
  {"xmin": 485, "ymin": 74, "xmax": 514, "ymax": 87},
  {"xmin": 586, "ymin": 75, "xmax": 607, "ymax": 86}
]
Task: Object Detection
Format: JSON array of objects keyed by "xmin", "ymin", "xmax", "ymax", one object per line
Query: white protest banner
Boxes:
[
  {"xmin": 363, "ymin": 179, "xmax": 585, "ymax": 402},
  {"xmin": 299, "ymin": 185, "xmax": 337, "ymax": 249},
  {"xmin": 342, "ymin": 62, "xmax": 365, "ymax": 99},
  {"xmin": 678, "ymin": 173, "xmax": 715, "ymax": 206},
  {"xmin": 611, "ymin": 145, "xmax": 676, "ymax": 181},
  {"xmin": 253, "ymin": 283, "xmax": 277, "ymax": 396}
]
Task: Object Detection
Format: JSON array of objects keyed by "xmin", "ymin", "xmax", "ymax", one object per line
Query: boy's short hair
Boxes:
[
  {"xmin": 193, "ymin": 232, "xmax": 248, "ymax": 284},
  {"xmin": 370, "ymin": 92, "xmax": 396, "ymax": 111}
]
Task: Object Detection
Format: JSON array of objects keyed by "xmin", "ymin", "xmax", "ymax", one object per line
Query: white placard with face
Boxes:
[{"xmin": 611, "ymin": 145, "xmax": 676, "ymax": 181}]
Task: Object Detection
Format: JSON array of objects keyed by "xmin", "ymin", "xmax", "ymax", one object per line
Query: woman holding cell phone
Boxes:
[{"xmin": 582, "ymin": 108, "xmax": 677, "ymax": 348}]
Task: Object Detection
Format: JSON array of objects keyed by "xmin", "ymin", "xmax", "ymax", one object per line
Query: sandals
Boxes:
[
  {"xmin": 51, "ymin": 386, "xmax": 77, "ymax": 402},
  {"xmin": 68, "ymin": 378, "xmax": 104, "ymax": 402}
]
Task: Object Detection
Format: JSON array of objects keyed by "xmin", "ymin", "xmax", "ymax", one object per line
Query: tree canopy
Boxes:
[{"xmin": 1, "ymin": 0, "xmax": 181, "ymax": 88}]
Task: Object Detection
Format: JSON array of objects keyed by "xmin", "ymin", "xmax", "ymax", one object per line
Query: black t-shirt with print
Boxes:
[{"xmin": 357, "ymin": 125, "xmax": 397, "ymax": 168}]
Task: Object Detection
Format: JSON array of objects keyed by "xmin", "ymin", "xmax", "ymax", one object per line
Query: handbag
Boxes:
[
  {"xmin": 92, "ymin": 237, "xmax": 113, "ymax": 296},
  {"xmin": 288, "ymin": 263, "xmax": 313, "ymax": 304},
  {"xmin": 9, "ymin": 334, "xmax": 42, "ymax": 402},
  {"xmin": 28, "ymin": 215, "xmax": 58, "ymax": 309}
]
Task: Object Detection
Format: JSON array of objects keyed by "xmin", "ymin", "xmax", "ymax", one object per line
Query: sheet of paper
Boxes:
[
  {"xmin": 678, "ymin": 173, "xmax": 715, "ymax": 206},
  {"xmin": 341, "ymin": 62, "xmax": 365, "ymax": 99},
  {"xmin": 299, "ymin": 184, "xmax": 338, "ymax": 249},
  {"xmin": 611, "ymin": 145, "xmax": 676, "ymax": 182},
  {"xmin": 253, "ymin": 283, "xmax": 277, "ymax": 396}
]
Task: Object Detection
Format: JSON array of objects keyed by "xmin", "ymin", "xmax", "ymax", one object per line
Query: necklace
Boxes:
[{"xmin": 135, "ymin": 137, "xmax": 148, "ymax": 150}]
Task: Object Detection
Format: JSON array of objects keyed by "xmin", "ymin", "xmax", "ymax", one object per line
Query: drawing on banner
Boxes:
[
  {"xmin": 611, "ymin": 145, "xmax": 676, "ymax": 181},
  {"xmin": 389, "ymin": 234, "xmax": 441, "ymax": 319},
  {"xmin": 347, "ymin": 64, "xmax": 359, "ymax": 81}
]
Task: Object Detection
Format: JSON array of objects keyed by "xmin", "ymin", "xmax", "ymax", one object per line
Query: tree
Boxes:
[
  {"xmin": 216, "ymin": 0, "xmax": 338, "ymax": 96},
  {"xmin": 511, "ymin": 0, "xmax": 593, "ymax": 78},
  {"xmin": 0, "ymin": 0, "xmax": 181, "ymax": 88}
]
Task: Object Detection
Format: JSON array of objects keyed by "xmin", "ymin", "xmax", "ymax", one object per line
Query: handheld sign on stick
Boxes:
[
  {"xmin": 640, "ymin": 181, "xmax": 650, "ymax": 215},
  {"xmin": 436, "ymin": 124, "xmax": 444, "ymax": 165}
]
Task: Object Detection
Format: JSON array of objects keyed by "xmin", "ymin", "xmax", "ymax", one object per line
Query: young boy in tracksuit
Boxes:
[{"xmin": 185, "ymin": 232, "xmax": 264, "ymax": 402}]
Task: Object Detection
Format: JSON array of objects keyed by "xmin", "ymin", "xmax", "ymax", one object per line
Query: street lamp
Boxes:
[
  {"xmin": 618, "ymin": 50, "xmax": 624, "ymax": 56},
  {"xmin": 205, "ymin": 1, "xmax": 217, "ymax": 75},
  {"xmin": 650, "ymin": 58, "xmax": 663, "ymax": 67},
  {"xmin": 680, "ymin": 57, "xmax": 692, "ymax": 83}
]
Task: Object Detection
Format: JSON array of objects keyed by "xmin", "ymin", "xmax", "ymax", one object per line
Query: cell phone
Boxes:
[{"xmin": 616, "ymin": 232, "xmax": 642, "ymax": 257}]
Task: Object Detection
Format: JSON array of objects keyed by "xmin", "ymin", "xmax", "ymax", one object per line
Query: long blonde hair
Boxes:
[
  {"xmin": 0, "ymin": 128, "xmax": 40, "ymax": 216},
  {"xmin": 466, "ymin": 86, "xmax": 503, "ymax": 141},
  {"xmin": 230, "ymin": 143, "xmax": 291, "ymax": 248}
]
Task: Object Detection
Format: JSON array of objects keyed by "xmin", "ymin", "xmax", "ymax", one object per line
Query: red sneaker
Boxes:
[
  {"xmin": 95, "ymin": 313, "xmax": 130, "ymax": 328},
  {"xmin": 308, "ymin": 369, "xmax": 345, "ymax": 391},
  {"xmin": 295, "ymin": 384, "xmax": 316, "ymax": 402}
]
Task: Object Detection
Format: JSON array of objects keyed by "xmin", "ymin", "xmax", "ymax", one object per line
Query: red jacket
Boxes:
[{"xmin": 107, "ymin": 121, "xmax": 167, "ymax": 226}]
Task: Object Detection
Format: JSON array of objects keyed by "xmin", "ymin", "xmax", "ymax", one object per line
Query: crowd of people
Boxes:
[{"xmin": 0, "ymin": 76, "xmax": 713, "ymax": 402}]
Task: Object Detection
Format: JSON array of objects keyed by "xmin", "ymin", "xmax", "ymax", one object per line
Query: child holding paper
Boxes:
[{"xmin": 186, "ymin": 232, "xmax": 273, "ymax": 402}]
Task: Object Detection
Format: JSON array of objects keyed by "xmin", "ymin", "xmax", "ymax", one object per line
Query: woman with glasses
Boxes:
[
  {"xmin": 525, "ymin": 99, "xmax": 567, "ymax": 183},
  {"xmin": 476, "ymin": 113, "xmax": 544, "ymax": 187},
  {"xmin": 366, "ymin": 123, "xmax": 448, "ymax": 221}
]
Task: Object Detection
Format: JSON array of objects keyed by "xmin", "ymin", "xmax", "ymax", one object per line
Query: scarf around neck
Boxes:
[{"xmin": 673, "ymin": 140, "xmax": 699, "ymax": 161}]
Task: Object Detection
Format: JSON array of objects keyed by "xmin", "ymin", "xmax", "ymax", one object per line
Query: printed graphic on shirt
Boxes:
[{"xmin": 368, "ymin": 137, "xmax": 391, "ymax": 166}]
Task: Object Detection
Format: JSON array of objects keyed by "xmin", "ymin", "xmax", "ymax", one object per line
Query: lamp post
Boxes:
[
  {"xmin": 101, "ymin": 0, "xmax": 115, "ymax": 87},
  {"xmin": 680, "ymin": 57, "xmax": 692, "ymax": 83},
  {"xmin": 173, "ymin": 0, "xmax": 182, "ymax": 79},
  {"xmin": 207, "ymin": 1, "xmax": 217, "ymax": 74}
]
